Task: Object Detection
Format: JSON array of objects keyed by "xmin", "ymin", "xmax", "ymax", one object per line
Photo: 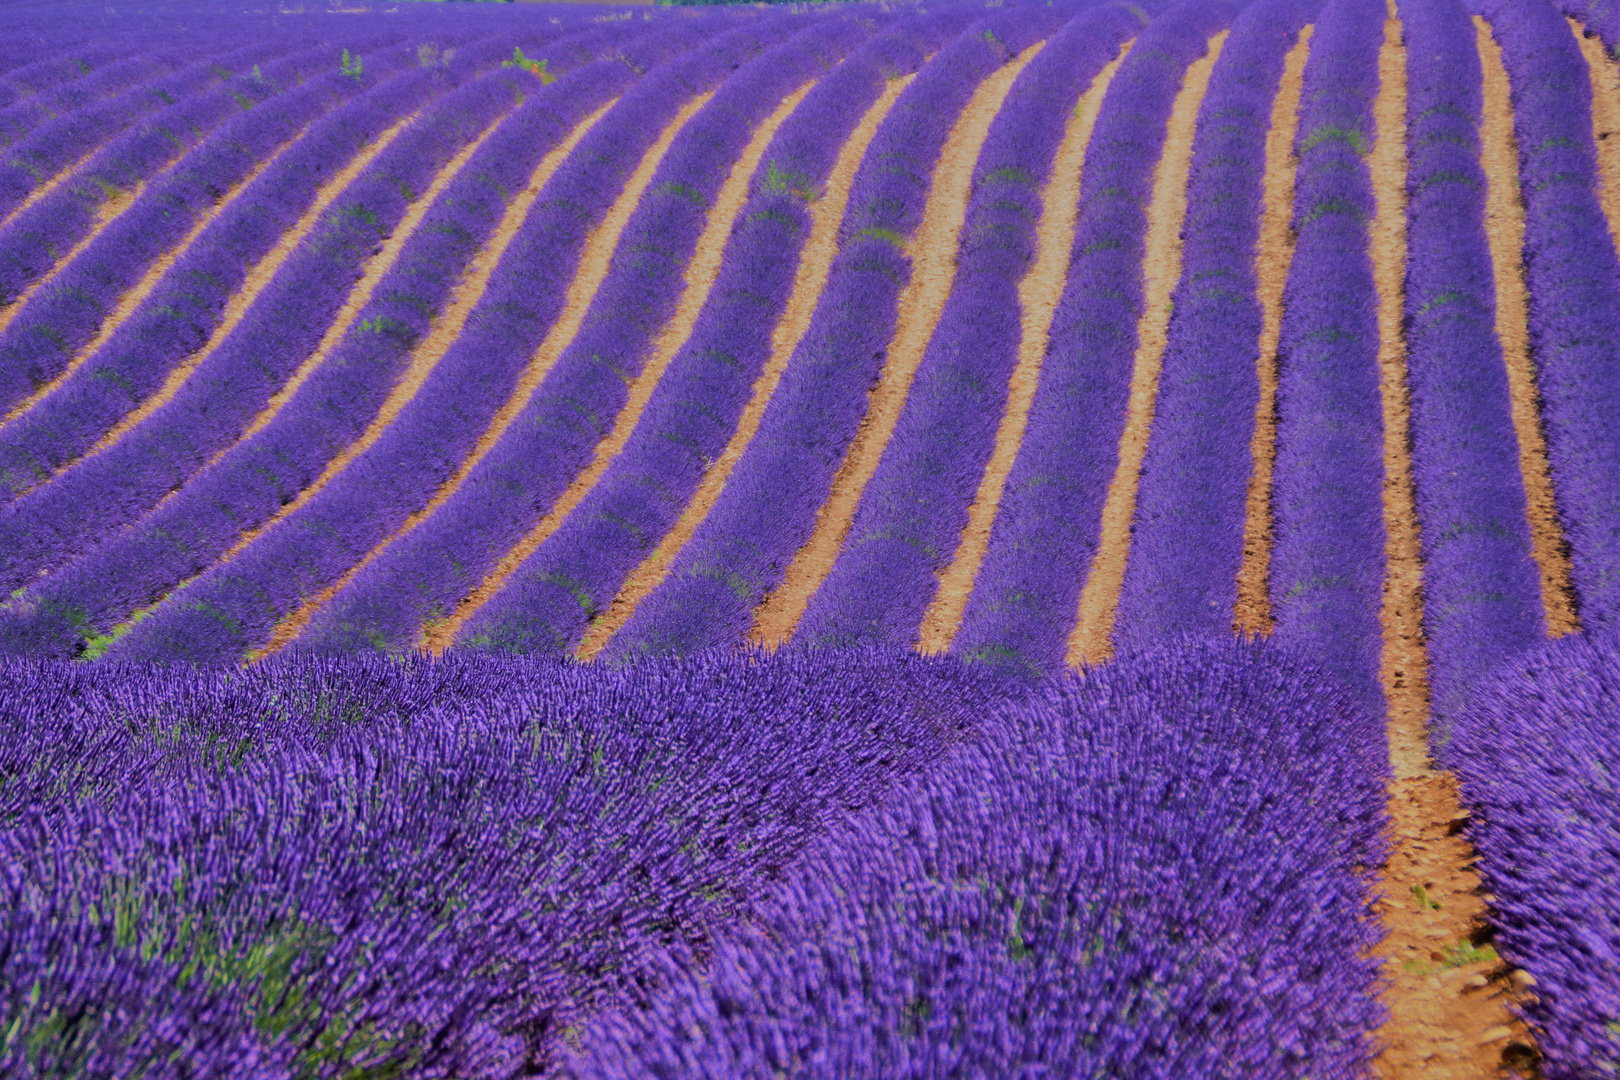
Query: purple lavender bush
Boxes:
[
  {"xmin": 1113, "ymin": 0, "xmax": 1309, "ymax": 649},
  {"xmin": 1395, "ymin": 0, "xmax": 1544, "ymax": 719},
  {"xmin": 791, "ymin": 3, "xmax": 1143, "ymax": 652},
  {"xmin": 1439, "ymin": 633, "xmax": 1620, "ymax": 1079},
  {"xmin": 950, "ymin": 0, "xmax": 1235, "ymax": 678},
  {"xmin": 1, "ymin": 647, "xmax": 1003, "ymax": 1076},
  {"xmin": 1479, "ymin": 0, "xmax": 1620, "ymax": 634},
  {"xmin": 570, "ymin": 638, "xmax": 1388, "ymax": 1078}
]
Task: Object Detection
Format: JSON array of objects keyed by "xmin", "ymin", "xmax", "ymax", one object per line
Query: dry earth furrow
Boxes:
[
  {"xmin": 1234, "ymin": 26, "xmax": 1312, "ymax": 637},
  {"xmin": 252, "ymin": 100, "xmax": 619, "ymax": 655},
  {"xmin": 575, "ymin": 75, "xmax": 915, "ymax": 661},
  {"xmin": 1066, "ymin": 30, "xmax": 1227, "ymax": 668},
  {"xmin": 0, "ymin": 147, "xmax": 99, "ymax": 234},
  {"xmin": 749, "ymin": 45, "xmax": 1044, "ymax": 648},
  {"xmin": 0, "ymin": 181, "xmax": 142, "ymax": 340},
  {"xmin": 1370, "ymin": 12, "xmax": 1535, "ymax": 1078},
  {"xmin": 913, "ymin": 43, "xmax": 1132, "ymax": 656}
]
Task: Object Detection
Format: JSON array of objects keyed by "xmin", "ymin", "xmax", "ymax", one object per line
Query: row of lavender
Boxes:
[{"xmin": 0, "ymin": 641, "xmax": 1388, "ymax": 1077}]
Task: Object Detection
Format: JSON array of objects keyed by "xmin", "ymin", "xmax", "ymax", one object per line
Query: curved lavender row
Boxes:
[
  {"xmin": 794, "ymin": 8, "xmax": 1155, "ymax": 653},
  {"xmin": 0, "ymin": 51, "xmax": 170, "ymax": 161},
  {"xmin": 136, "ymin": 15, "xmax": 852, "ymax": 666},
  {"xmin": 0, "ymin": 37, "xmax": 483, "ymax": 416},
  {"xmin": 1396, "ymin": 0, "xmax": 1544, "ymax": 722},
  {"xmin": 463, "ymin": 9, "xmax": 1080, "ymax": 660},
  {"xmin": 598, "ymin": 6, "xmax": 1079, "ymax": 663},
  {"xmin": 3, "ymin": 648, "xmax": 1000, "ymax": 1075},
  {"xmin": 0, "ymin": 35, "xmax": 669, "ymax": 661},
  {"xmin": 1243, "ymin": 0, "xmax": 1388, "ymax": 709},
  {"xmin": 0, "ymin": 59, "xmax": 445, "ymax": 506},
  {"xmin": 1557, "ymin": 0, "xmax": 1620, "ymax": 52},
  {"xmin": 1441, "ymin": 635, "xmax": 1620, "ymax": 1078},
  {"xmin": 0, "ymin": 28, "xmax": 650, "ymax": 597},
  {"xmin": 0, "ymin": 51, "xmax": 202, "ymax": 221},
  {"xmin": 1481, "ymin": 0, "xmax": 1620, "ymax": 635},
  {"xmin": 573, "ymin": 639, "xmax": 1387, "ymax": 1077},
  {"xmin": 0, "ymin": 49, "xmax": 128, "ymax": 111},
  {"xmin": 104, "ymin": 16, "xmax": 815, "ymax": 666},
  {"xmin": 1113, "ymin": 0, "xmax": 1308, "ymax": 649},
  {"xmin": 316, "ymin": 12, "xmax": 978, "ymax": 660},
  {"xmin": 0, "ymin": 41, "xmax": 312, "ymax": 309},
  {"xmin": 948, "ymin": 1, "xmax": 1236, "ymax": 678}
]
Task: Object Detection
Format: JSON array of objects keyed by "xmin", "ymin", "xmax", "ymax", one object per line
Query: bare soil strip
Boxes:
[
  {"xmin": 1065, "ymin": 31, "xmax": 1228, "ymax": 668},
  {"xmin": 248, "ymin": 103, "xmax": 622, "ymax": 657},
  {"xmin": 76, "ymin": 111, "xmax": 447, "ymax": 465},
  {"xmin": 0, "ymin": 129, "xmax": 307, "ymax": 427},
  {"xmin": 421, "ymin": 85, "xmax": 802, "ymax": 654},
  {"xmin": 911, "ymin": 46, "xmax": 1133, "ymax": 656},
  {"xmin": 1369, "ymin": 14, "xmax": 1537, "ymax": 1078},
  {"xmin": 0, "ymin": 181, "xmax": 144, "ymax": 340},
  {"xmin": 574, "ymin": 76, "xmax": 916, "ymax": 661},
  {"xmin": 749, "ymin": 46, "xmax": 1045, "ymax": 649},
  {"xmin": 1574, "ymin": 16, "xmax": 1620, "ymax": 265},
  {"xmin": 1234, "ymin": 27, "xmax": 1312, "ymax": 637}
]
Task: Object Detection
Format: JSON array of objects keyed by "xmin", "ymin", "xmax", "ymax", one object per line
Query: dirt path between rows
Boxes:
[
  {"xmin": 575, "ymin": 74, "xmax": 917, "ymax": 661},
  {"xmin": 1234, "ymin": 27, "xmax": 1312, "ymax": 638},
  {"xmin": 749, "ymin": 44, "xmax": 1045, "ymax": 649},
  {"xmin": 1369, "ymin": 12, "xmax": 1537, "ymax": 1077},
  {"xmin": 0, "ymin": 119, "xmax": 320, "ymax": 428},
  {"xmin": 0, "ymin": 179, "xmax": 141, "ymax": 341},
  {"xmin": 424, "ymin": 84, "xmax": 809, "ymax": 653},
  {"xmin": 1065, "ymin": 31, "xmax": 1227, "ymax": 668},
  {"xmin": 1482, "ymin": 18, "xmax": 1578, "ymax": 638},
  {"xmin": 255, "ymin": 100, "xmax": 618, "ymax": 657},
  {"xmin": 912, "ymin": 42, "xmax": 1133, "ymax": 656},
  {"xmin": 77, "ymin": 110, "xmax": 436, "ymax": 468}
]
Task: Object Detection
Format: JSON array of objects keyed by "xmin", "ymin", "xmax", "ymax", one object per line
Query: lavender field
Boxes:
[{"xmin": 0, "ymin": 0, "xmax": 1615, "ymax": 1075}]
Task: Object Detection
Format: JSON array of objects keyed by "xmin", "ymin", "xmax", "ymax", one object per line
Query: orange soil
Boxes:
[
  {"xmin": 420, "ymin": 83, "xmax": 803, "ymax": 654},
  {"xmin": 1065, "ymin": 31, "xmax": 1228, "ymax": 668},
  {"xmin": 1575, "ymin": 16, "xmax": 1620, "ymax": 267},
  {"xmin": 252, "ymin": 99, "xmax": 619, "ymax": 656},
  {"xmin": 1486, "ymin": 18, "xmax": 1579, "ymax": 637},
  {"xmin": 1234, "ymin": 26, "xmax": 1312, "ymax": 637},
  {"xmin": 0, "ymin": 128, "xmax": 306, "ymax": 428},
  {"xmin": 749, "ymin": 45, "xmax": 1046, "ymax": 649},
  {"xmin": 1368, "ymin": 14, "xmax": 1537, "ymax": 1078},
  {"xmin": 76, "ymin": 111, "xmax": 445, "ymax": 466},
  {"xmin": 912, "ymin": 43, "xmax": 1133, "ymax": 656},
  {"xmin": 575, "ymin": 75, "xmax": 917, "ymax": 661}
]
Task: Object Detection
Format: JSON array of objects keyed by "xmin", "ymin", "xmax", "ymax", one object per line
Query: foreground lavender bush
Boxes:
[
  {"xmin": 1439, "ymin": 634, "xmax": 1620, "ymax": 1079},
  {"xmin": 0, "ymin": 648, "xmax": 1002, "ymax": 1077},
  {"xmin": 572, "ymin": 639, "xmax": 1388, "ymax": 1078}
]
